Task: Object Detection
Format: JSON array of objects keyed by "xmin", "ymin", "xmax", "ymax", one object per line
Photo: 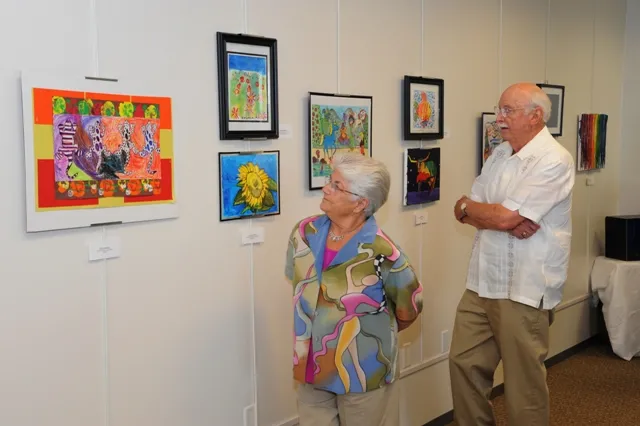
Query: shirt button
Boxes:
[{"xmin": 508, "ymin": 261, "xmax": 514, "ymax": 267}]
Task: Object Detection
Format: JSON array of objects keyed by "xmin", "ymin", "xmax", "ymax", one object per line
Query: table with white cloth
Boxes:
[{"xmin": 590, "ymin": 256, "xmax": 640, "ymax": 360}]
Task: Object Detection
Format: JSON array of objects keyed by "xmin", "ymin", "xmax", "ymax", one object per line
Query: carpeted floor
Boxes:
[{"xmin": 448, "ymin": 339, "xmax": 640, "ymax": 425}]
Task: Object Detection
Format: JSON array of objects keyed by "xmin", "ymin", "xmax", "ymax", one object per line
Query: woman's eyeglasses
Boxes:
[{"xmin": 324, "ymin": 177, "xmax": 361, "ymax": 198}]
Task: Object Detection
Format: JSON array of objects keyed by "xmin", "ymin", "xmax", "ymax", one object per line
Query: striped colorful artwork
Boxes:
[
  {"xmin": 31, "ymin": 88, "xmax": 174, "ymax": 209},
  {"xmin": 21, "ymin": 71, "xmax": 178, "ymax": 232},
  {"xmin": 577, "ymin": 113, "xmax": 608, "ymax": 171}
]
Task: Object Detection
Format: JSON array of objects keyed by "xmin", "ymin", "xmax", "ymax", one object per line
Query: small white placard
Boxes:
[
  {"xmin": 88, "ymin": 236, "xmax": 121, "ymax": 261},
  {"xmin": 279, "ymin": 124, "xmax": 292, "ymax": 139},
  {"xmin": 444, "ymin": 130, "xmax": 450, "ymax": 139},
  {"xmin": 241, "ymin": 227, "xmax": 265, "ymax": 245}
]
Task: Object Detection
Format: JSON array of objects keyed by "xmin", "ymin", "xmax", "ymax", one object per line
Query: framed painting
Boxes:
[
  {"xmin": 480, "ymin": 112, "xmax": 504, "ymax": 171},
  {"xmin": 403, "ymin": 75, "xmax": 444, "ymax": 140},
  {"xmin": 218, "ymin": 150, "xmax": 280, "ymax": 221},
  {"xmin": 216, "ymin": 32, "xmax": 279, "ymax": 140},
  {"xmin": 21, "ymin": 71, "xmax": 177, "ymax": 233},
  {"xmin": 577, "ymin": 113, "xmax": 608, "ymax": 171},
  {"xmin": 536, "ymin": 83, "xmax": 565, "ymax": 136},
  {"xmin": 403, "ymin": 148, "xmax": 440, "ymax": 206},
  {"xmin": 308, "ymin": 92, "xmax": 372, "ymax": 190},
  {"xmin": 403, "ymin": 147, "xmax": 440, "ymax": 206}
]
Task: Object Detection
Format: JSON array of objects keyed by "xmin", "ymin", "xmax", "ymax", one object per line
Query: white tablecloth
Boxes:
[{"xmin": 590, "ymin": 256, "xmax": 640, "ymax": 360}]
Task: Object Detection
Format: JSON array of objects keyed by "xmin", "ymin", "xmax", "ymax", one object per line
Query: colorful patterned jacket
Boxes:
[{"xmin": 285, "ymin": 214, "xmax": 423, "ymax": 394}]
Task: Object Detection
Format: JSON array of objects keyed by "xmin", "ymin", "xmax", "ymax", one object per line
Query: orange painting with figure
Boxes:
[{"xmin": 31, "ymin": 87, "xmax": 174, "ymax": 211}]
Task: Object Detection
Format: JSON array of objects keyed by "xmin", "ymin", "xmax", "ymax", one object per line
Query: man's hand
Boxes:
[
  {"xmin": 509, "ymin": 218, "xmax": 540, "ymax": 239},
  {"xmin": 454, "ymin": 196, "xmax": 468, "ymax": 222}
]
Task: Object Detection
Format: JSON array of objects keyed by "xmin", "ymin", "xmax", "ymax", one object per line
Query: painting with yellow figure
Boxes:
[
  {"xmin": 218, "ymin": 150, "xmax": 280, "ymax": 221},
  {"xmin": 403, "ymin": 75, "xmax": 444, "ymax": 140},
  {"xmin": 412, "ymin": 90, "xmax": 437, "ymax": 130}
]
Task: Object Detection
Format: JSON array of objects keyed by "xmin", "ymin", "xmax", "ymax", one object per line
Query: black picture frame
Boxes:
[
  {"xmin": 403, "ymin": 75, "xmax": 444, "ymax": 140},
  {"xmin": 536, "ymin": 83, "xmax": 565, "ymax": 137},
  {"xmin": 216, "ymin": 32, "xmax": 279, "ymax": 140},
  {"xmin": 479, "ymin": 112, "xmax": 504, "ymax": 173},
  {"xmin": 308, "ymin": 92, "xmax": 373, "ymax": 190},
  {"xmin": 218, "ymin": 150, "xmax": 281, "ymax": 222}
]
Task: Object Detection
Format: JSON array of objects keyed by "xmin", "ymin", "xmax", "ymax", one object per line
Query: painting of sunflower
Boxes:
[{"xmin": 219, "ymin": 151, "xmax": 280, "ymax": 221}]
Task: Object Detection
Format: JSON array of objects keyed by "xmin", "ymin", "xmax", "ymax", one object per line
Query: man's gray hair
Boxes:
[
  {"xmin": 528, "ymin": 90, "xmax": 552, "ymax": 123},
  {"xmin": 331, "ymin": 153, "xmax": 390, "ymax": 217}
]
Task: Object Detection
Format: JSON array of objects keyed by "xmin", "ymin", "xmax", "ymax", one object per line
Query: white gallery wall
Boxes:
[
  {"xmin": 0, "ymin": 1, "xmax": 628, "ymax": 426},
  {"xmin": 620, "ymin": 0, "xmax": 640, "ymax": 214}
]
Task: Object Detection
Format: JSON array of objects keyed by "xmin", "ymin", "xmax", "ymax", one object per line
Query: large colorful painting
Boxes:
[
  {"xmin": 21, "ymin": 71, "xmax": 177, "ymax": 233},
  {"xmin": 218, "ymin": 151, "xmax": 280, "ymax": 221},
  {"xmin": 217, "ymin": 32, "xmax": 279, "ymax": 140},
  {"xmin": 403, "ymin": 148, "xmax": 440, "ymax": 206},
  {"xmin": 577, "ymin": 113, "xmax": 608, "ymax": 171},
  {"xmin": 308, "ymin": 92, "xmax": 372, "ymax": 190},
  {"xmin": 403, "ymin": 75, "xmax": 444, "ymax": 140},
  {"xmin": 480, "ymin": 112, "xmax": 504, "ymax": 171}
]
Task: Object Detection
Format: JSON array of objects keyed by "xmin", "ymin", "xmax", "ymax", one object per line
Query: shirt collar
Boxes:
[
  {"xmin": 306, "ymin": 214, "xmax": 378, "ymax": 274},
  {"xmin": 512, "ymin": 126, "xmax": 550, "ymax": 159}
]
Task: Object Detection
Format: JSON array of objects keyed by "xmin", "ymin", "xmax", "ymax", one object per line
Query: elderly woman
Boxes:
[{"xmin": 285, "ymin": 153, "xmax": 424, "ymax": 426}]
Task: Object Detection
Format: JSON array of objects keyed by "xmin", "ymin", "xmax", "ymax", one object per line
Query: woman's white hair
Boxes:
[
  {"xmin": 529, "ymin": 89, "xmax": 552, "ymax": 123},
  {"xmin": 331, "ymin": 153, "xmax": 390, "ymax": 217}
]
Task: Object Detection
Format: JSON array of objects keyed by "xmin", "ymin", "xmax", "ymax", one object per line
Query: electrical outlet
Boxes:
[
  {"xmin": 414, "ymin": 212, "xmax": 428, "ymax": 225},
  {"xmin": 441, "ymin": 330, "xmax": 451, "ymax": 353}
]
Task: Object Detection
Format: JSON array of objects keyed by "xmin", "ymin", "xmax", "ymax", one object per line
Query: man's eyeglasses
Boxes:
[
  {"xmin": 494, "ymin": 106, "xmax": 530, "ymax": 117},
  {"xmin": 324, "ymin": 177, "xmax": 361, "ymax": 198}
]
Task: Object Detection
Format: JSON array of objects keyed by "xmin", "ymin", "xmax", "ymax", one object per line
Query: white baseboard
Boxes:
[
  {"xmin": 555, "ymin": 293, "xmax": 592, "ymax": 312},
  {"xmin": 399, "ymin": 351, "xmax": 449, "ymax": 379},
  {"xmin": 275, "ymin": 415, "xmax": 298, "ymax": 426}
]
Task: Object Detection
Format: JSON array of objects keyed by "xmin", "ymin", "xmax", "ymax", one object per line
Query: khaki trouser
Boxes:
[
  {"xmin": 449, "ymin": 289, "xmax": 553, "ymax": 426},
  {"xmin": 297, "ymin": 381, "xmax": 399, "ymax": 426}
]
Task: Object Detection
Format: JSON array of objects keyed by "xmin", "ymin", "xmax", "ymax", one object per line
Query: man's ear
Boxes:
[{"xmin": 532, "ymin": 107, "xmax": 543, "ymax": 124}]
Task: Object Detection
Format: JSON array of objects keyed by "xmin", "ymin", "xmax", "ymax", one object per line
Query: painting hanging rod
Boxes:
[
  {"xmin": 90, "ymin": 221, "xmax": 123, "ymax": 227},
  {"xmin": 309, "ymin": 92, "xmax": 363, "ymax": 98},
  {"xmin": 85, "ymin": 76, "xmax": 119, "ymax": 83},
  {"xmin": 242, "ymin": 137, "xmax": 268, "ymax": 141},
  {"xmin": 236, "ymin": 33, "xmax": 265, "ymax": 38}
]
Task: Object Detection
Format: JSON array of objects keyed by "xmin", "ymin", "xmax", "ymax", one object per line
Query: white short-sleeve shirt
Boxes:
[{"xmin": 466, "ymin": 126, "xmax": 576, "ymax": 310}]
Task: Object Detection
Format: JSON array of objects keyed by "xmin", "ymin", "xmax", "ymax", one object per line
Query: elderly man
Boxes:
[{"xmin": 450, "ymin": 82, "xmax": 575, "ymax": 425}]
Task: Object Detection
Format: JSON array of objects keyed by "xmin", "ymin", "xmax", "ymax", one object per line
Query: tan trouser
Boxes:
[
  {"xmin": 297, "ymin": 382, "xmax": 399, "ymax": 426},
  {"xmin": 449, "ymin": 289, "xmax": 553, "ymax": 426}
]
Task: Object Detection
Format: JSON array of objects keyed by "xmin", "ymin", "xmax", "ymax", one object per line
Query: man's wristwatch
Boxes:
[{"xmin": 458, "ymin": 202, "xmax": 468, "ymax": 222}]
